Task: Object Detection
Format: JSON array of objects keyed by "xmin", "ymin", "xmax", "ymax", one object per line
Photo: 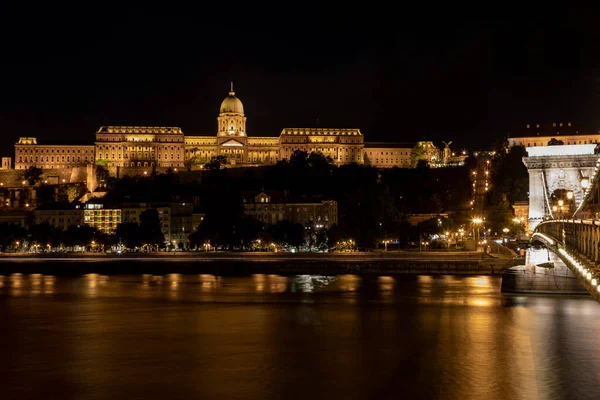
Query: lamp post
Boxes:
[{"xmin": 383, "ymin": 239, "xmax": 390, "ymax": 252}]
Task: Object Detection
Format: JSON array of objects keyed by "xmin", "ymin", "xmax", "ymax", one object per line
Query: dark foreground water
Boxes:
[{"xmin": 1, "ymin": 272, "xmax": 599, "ymax": 400}]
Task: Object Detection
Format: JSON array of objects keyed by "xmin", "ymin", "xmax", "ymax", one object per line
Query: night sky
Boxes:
[{"xmin": 1, "ymin": 5, "xmax": 600, "ymax": 156}]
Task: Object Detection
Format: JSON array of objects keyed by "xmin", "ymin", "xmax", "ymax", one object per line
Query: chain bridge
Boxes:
[{"xmin": 531, "ymin": 145, "xmax": 600, "ymax": 302}]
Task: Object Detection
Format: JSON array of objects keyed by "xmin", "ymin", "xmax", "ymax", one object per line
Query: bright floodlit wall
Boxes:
[
  {"xmin": 279, "ymin": 128, "xmax": 364, "ymax": 164},
  {"xmin": 15, "ymin": 137, "xmax": 95, "ymax": 170},
  {"xmin": 509, "ymin": 134, "xmax": 600, "ymax": 148},
  {"xmin": 95, "ymin": 126, "xmax": 185, "ymax": 168}
]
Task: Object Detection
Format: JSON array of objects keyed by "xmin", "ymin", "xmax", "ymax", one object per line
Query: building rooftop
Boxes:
[
  {"xmin": 34, "ymin": 201, "xmax": 81, "ymax": 210},
  {"xmin": 508, "ymin": 122, "xmax": 593, "ymax": 138},
  {"xmin": 280, "ymin": 128, "xmax": 362, "ymax": 136},
  {"xmin": 16, "ymin": 138, "xmax": 92, "ymax": 146},
  {"xmin": 242, "ymin": 190, "xmax": 334, "ymax": 204},
  {"xmin": 97, "ymin": 126, "xmax": 183, "ymax": 135},
  {"xmin": 364, "ymin": 142, "xmax": 414, "ymax": 148}
]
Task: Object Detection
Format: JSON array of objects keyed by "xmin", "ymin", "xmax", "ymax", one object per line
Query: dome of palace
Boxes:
[{"xmin": 220, "ymin": 91, "xmax": 244, "ymax": 114}]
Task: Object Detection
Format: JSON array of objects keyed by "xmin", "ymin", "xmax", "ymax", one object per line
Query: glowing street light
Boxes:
[
  {"xmin": 567, "ymin": 191, "xmax": 573, "ymax": 200},
  {"xmin": 558, "ymin": 199, "xmax": 564, "ymax": 207},
  {"xmin": 382, "ymin": 239, "xmax": 390, "ymax": 251}
]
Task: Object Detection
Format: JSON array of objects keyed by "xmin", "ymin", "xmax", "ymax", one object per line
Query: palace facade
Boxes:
[{"xmin": 13, "ymin": 86, "xmax": 457, "ymax": 172}]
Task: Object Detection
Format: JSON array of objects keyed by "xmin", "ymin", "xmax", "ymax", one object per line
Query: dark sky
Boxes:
[{"xmin": 1, "ymin": 5, "xmax": 600, "ymax": 156}]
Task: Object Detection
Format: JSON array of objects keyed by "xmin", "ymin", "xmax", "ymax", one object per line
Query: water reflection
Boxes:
[
  {"xmin": 253, "ymin": 274, "xmax": 289, "ymax": 293},
  {"xmin": 83, "ymin": 273, "xmax": 109, "ymax": 297},
  {"xmin": 290, "ymin": 275, "xmax": 337, "ymax": 293},
  {"xmin": 336, "ymin": 274, "xmax": 358, "ymax": 292},
  {"xmin": 0, "ymin": 273, "xmax": 599, "ymax": 399},
  {"xmin": 43, "ymin": 275, "xmax": 55, "ymax": 294},
  {"xmin": 10, "ymin": 273, "xmax": 23, "ymax": 296},
  {"xmin": 30, "ymin": 273, "xmax": 42, "ymax": 295},
  {"xmin": 197, "ymin": 274, "xmax": 218, "ymax": 291}
]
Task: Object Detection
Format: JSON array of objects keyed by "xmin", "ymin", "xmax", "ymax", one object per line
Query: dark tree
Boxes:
[
  {"xmin": 64, "ymin": 224, "xmax": 101, "ymax": 248},
  {"xmin": 416, "ymin": 159, "xmax": 429, "ymax": 169},
  {"xmin": 37, "ymin": 185, "xmax": 55, "ymax": 204},
  {"xmin": 96, "ymin": 166, "xmax": 109, "ymax": 185},
  {"xmin": 23, "ymin": 166, "xmax": 43, "ymax": 185},
  {"xmin": 115, "ymin": 222, "xmax": 144, "ymax": 249},
  {"xmin": 271, "ymin": 220, "xmax": 305, "ymax": 251},
  {"xmin": 29, "ymin": 222, "xmax": 57, "ymax": 247},
  {"xmin": 489, "ymin": 145, "xmax": 529, "ymax": 204},
  {"xmin": 0, "ymin": 223, "xmax": 27, "ymax": 251},
  {"xmin": 139, "ymin": 209, "xmax": 165, "ymax": 246},
  {"xmin": 233, "ymin": 216, "xmax": 264, "ymax": 249},
  {"xmin": 204, "ymin": 155, "xmax": 228, "ymax": 171},
  {"xmin": 547, "ymin": 138, "xmax": 565, "ymax": 146}
]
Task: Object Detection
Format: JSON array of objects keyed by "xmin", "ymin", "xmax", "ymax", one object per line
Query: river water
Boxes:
[{"xmin": 1, "ymin": 272, "xmax": 599, "ymax": 400}]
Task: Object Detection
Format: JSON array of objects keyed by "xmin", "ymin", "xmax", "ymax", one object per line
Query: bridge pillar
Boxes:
[
  {"xmin": 523, "ymin": 149, "xmax": 597, "ymax": 230},
  {"xmin": 527, "ymin": 169, "xmax": 545, "ymax": 231}
]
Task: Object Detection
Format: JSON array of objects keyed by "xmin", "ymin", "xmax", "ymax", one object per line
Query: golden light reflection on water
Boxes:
[
  {"xmin": 337, "ymin": 274, "xmax": 359, "ymax": 292},
  {"xmin": 199, "ymin": 274, "xmax": 220, "ymax": 291},
  {"xmin": 85, "ymin": 273, "xmax": 98, "ymax": 297},
  {"xmin": 377, "ymin": 276, "xmax": 395, "ymax": 294},
  {"xmin": 10, "ymin": 273, "xmax": 23, "ymax": 296},
  {"xmin": 0, "ymin": 274, "xmax": 599, "ymax": 399},
  {"xmin": 253, "ymin": 274, "xmax": 288, "ymax": 293},
  {"xmin": 268, "ymin": 275, "xmax": 288, "ymax": 293},
  {"xmin": 83, "ymin": 274, "xmax": 109, "ymax": 297},
  {"xmin": 43, "ymin": 275, "xmax": 55, "ymax": 294},
  {"xmin": 30, "ymin": 273, "xmax": 42, "ymax": 295},
  {"xmin": 253, "ymin": 274, "xmax": 266, "ymax": 292}
]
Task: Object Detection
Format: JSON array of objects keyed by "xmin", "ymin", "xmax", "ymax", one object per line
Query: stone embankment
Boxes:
[{"xmin": 0, "ymin": 251, "xmax": 521, "ymax": 276}]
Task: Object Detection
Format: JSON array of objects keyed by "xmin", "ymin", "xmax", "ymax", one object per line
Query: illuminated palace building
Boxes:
[{"xmin": 14, "ymin": 85, "xmax": 442, "ymax": 171}]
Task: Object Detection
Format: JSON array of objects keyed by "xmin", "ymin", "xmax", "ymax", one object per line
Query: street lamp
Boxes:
[
  {"xmin": 567, "ymin": 191, "xmax": 573, "ymax": 200},
  {"xmin": 382, "ymin": 239, "xmax": 390, "ymax": 252}
]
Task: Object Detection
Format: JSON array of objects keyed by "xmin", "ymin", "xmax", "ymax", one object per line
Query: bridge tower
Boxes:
[{"xmin": 522, "ymin": 144, "xmax": 596, "ymax": 231}]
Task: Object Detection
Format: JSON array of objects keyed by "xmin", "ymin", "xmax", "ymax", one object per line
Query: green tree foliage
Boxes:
[
  {"xmin": 139, "ymin": 209, "xmax": 165, "ymax": 246},
  {"xmin": 95, "ymin": 159, "xmax": 109, "ymax": 168},
  {"xmin": 23, "ymin": 166, "xmax": 43, "ymax": 185}
]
